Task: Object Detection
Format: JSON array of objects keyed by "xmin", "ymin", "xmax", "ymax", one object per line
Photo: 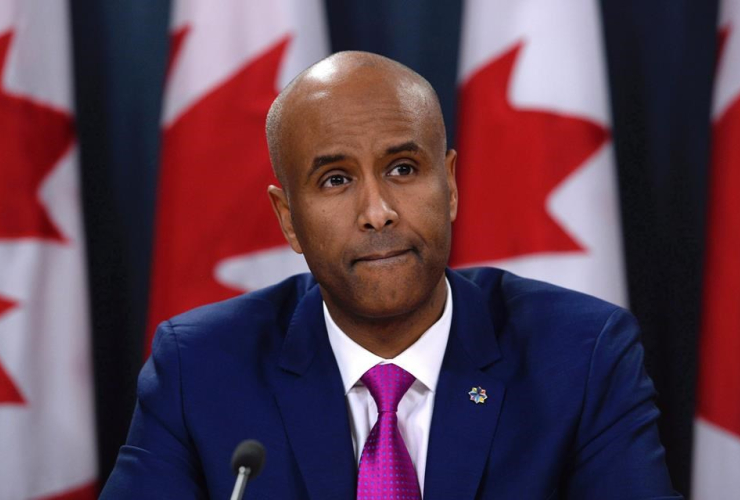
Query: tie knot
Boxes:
[{"xmin": 361, "ymin": 363, "xmax": 415, "ymax": 412}]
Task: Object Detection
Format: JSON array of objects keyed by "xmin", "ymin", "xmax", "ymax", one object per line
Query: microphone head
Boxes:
[{"xmin": 231, "ymin": 439, "xmax": 266, "ymax": 478}]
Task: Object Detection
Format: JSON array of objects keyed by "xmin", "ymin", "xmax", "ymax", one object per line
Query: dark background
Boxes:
[{"xmin": 69, "ymin": 1, "xmax": 718, "ymax": 496}]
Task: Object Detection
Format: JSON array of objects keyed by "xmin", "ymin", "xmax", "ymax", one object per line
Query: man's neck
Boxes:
[{"xmin": 322, "ymin": 276, "xmax": 448, "ymax": 359}]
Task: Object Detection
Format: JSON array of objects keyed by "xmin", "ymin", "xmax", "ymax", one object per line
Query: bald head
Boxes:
[{"xmin": 266, "ymin": 51, "xmax": 447, "ymax": 190}]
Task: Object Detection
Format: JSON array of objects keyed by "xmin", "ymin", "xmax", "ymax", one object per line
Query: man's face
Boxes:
[{"xmin": 270, "ymin": 69, "xmax": 457, "ymax": 321}]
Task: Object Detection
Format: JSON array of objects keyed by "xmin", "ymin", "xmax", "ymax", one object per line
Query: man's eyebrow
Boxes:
[
  {"xmin": 309, "ymin": 154, "xmax": 347, "ymax": 177},
  {"xmin": 307, "ymin": 143, "xmax": 419, "ymax": 179},
  {"xmin": 386, "ymin": 141, "xmax": 420, "ymax": 156}
]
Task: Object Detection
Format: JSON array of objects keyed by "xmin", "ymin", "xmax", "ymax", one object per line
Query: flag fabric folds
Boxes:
[
  {"xmin": 452, "ymin": 0, "xmax": 627, "ymax": 307},
  {"xmin": 692, "ymin": 0, "xmax": 740, "ymax": 497},
  {"xmin": 146, "ymin": 0, "xmax": 329, "ymax": 354},
  {"xmin": 0, "ymin": 1, "xmax": 96, "ymax": 498}
]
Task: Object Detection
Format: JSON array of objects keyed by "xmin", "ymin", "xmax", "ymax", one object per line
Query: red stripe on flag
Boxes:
[{"xmin": 696, "ymin": 85, "xmax": 740, "ymax": 439}]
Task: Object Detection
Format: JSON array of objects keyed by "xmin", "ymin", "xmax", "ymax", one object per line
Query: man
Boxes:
[{"xmin": 101, "ymin": 52, "xmax": 680, "ymax": 499}]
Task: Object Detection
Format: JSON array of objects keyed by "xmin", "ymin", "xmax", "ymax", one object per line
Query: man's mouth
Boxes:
[{"xmin": 354, "ymin": 248, "xmax": 412, "ymax": 264}]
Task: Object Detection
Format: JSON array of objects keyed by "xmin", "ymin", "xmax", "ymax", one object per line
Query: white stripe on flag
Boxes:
[{"xmin": 692, "ymin": 418, "xmax": 740, "ymax": 499}]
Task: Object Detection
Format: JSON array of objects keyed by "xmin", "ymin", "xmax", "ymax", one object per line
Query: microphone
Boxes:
[{"xmin": 229, "ymin": 439, "xmax": 266, "ymax": 500}]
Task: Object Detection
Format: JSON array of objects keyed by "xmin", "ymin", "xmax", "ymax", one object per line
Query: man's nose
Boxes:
[{"xmin": 357, "ymin": 178, "xmax": 399, "ymax": 231}]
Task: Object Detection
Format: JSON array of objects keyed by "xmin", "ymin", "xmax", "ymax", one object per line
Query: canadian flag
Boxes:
[
  {"xmin": 691, "ymin": 1, "xmax": 740, "ymax": 497},
  {"xmin": 0, "ymin": 1, "xmax": 96, "ymax": 499},
  {"xmin": 146, "ymin": 0, "xmax": 328, "ymax": 352},
  {"xmin": 452, "ymin": 0, "xmax": 627, "ymax": 307}
]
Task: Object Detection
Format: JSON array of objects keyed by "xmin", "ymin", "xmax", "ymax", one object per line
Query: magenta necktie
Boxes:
[{"xmin": 356, "ymin": 363, "xmax": 422, "ymax": 500}]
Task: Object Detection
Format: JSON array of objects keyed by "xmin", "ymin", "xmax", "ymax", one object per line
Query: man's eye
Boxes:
[
  {"xmin": 388, "ymin": 164, "xmax": 415, "ymax": 176},
  {"xmin": 322, "ymin": 174, "xmax": 350, "ymax": 187}
]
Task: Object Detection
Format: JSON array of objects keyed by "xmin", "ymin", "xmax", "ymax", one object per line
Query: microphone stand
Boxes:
[{"xmin": 230, "ymin": 466, "xmax": 252, "ymax": 500}]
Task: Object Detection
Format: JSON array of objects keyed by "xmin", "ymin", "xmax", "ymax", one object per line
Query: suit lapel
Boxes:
[
  {"xmin": 424, "ymin": 270, "xmax": 506, "ymax": 500},
  {"xmin": 271, "ymin": 284, "xmax": 357, "ymax": 500}
]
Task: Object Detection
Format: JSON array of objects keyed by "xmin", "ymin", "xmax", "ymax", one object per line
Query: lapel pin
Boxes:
[{"xmin": 468, "ymin": 386, "xmax": 488, "ymax": 404}]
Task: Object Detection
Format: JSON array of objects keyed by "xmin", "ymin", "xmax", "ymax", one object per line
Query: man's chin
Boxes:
[
  {"xmin": 316, "ymin": 258, "xmax": 446, "ymax": 321},
  {"xmin": 344, "ymin": 278, "xmax": 436, "ymax": 320},
  {"xmin": 346, "ymin": 303, "xmax": 420, "ymax": 325}
]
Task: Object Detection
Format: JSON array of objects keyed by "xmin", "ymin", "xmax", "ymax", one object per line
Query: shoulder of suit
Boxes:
[
  {"xmin": 453, "ymin": 266, "xmax": 626, "ymax": 333},
  {"xmin": 165, "ymin": 272, "xmax": 318, "ymax": 337}
]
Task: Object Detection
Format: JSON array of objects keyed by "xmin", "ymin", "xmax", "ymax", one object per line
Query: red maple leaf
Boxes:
[
  {"xmin": 165, "ymin": 26, "xmax": 190, "ymax": 80},
  {"xmin": 0, "ymin": 31, "xmax": 74, "ymax": 242},
  {"xmin": 146, "ymin": 31, "xmax": 291, "ymax": 350},
  {"xmin": 696, "ymin": 26, "xmax": 740, "ymax": 438},
  {"xmin": 0, "ymin": 295, "xmax": 24, "ymax": 404},
  {"xmin": 450, "ymin": 43, "xmax": 609, "ymax": 266}
]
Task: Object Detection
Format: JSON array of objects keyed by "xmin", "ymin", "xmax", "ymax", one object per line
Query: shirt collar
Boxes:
[{"xmin": 325, "ymin": 278, "xmax": 453, "ymax": 395}]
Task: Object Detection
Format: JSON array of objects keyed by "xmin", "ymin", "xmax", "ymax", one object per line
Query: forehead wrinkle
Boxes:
[
  {"xmin": 315, "ymin": 121, "xmax": 422, "ymax": 154},
  {"xmin": 317, "ymin": 99, "xmax": 421, "ymax": 133},
  {"xmin": 303, "ymin": 106, "xmax": 433, "ymax": 169},
  {"xmin": 322, "ymin": 113, "xmax": 417, "ymax": 137}
]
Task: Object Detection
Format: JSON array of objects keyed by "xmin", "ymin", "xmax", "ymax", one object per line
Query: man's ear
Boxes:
[
  {"xmin": 267, "ymin": 185, "xmax": 303, "ymax": 254},
  {"xmin": 445, "ymin": 149, "xmax": 458, "ymax": 222}
]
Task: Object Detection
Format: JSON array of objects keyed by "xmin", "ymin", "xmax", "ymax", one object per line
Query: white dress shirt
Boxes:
[{"xmin": 324, "ymin": 279, "xmax": 452, "ymax": 496}]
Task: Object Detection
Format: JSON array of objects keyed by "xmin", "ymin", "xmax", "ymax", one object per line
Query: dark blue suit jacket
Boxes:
[{"xmin": 101, "ymin": 268, "xmax": 680, "ymax": 499}]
